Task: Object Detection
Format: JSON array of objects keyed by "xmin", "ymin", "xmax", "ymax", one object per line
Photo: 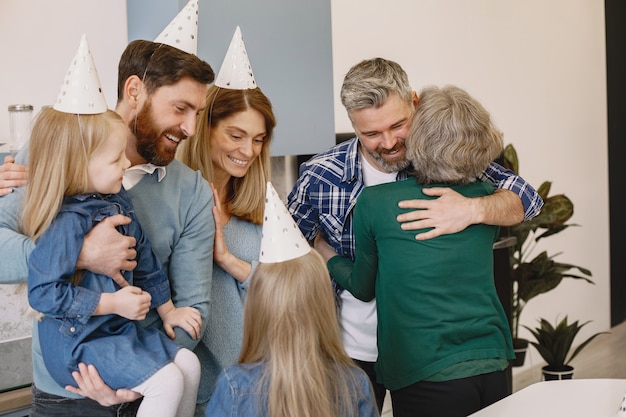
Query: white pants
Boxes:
[{"xmin": 132, "ymin": 348, "xmax": 200, "ymax": 417}]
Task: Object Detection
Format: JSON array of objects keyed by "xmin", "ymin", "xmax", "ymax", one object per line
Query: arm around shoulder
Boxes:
[
  {"xmin": 471, "ymin": 188, "xmax": 525, "ymax": 226},
  {"xmin": 0, "ymin": 185, "xmax": 32, "ymax": 283},
  {"xmin": 480, "ymin": 161, "xmax": 544, "ymax": 221}
]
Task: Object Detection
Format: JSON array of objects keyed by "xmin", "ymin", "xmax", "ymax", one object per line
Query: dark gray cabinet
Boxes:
[{"xmin": 127, "ymin": 0, "xmax": 335, "ymax": 157}]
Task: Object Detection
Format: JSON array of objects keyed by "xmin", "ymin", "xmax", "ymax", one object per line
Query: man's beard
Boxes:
[
  {"xmin": 362, "ymin": 141, "xmax": 411, "ymax": 173},
  {"xmin": 132, "ymin": 101, "xmax": 184, "ymax": 166}
]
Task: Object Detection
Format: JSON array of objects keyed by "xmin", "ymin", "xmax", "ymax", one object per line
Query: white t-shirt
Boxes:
[{"xmin": 340, "ymin": 152, "xmax": 397, "ymax": 362}]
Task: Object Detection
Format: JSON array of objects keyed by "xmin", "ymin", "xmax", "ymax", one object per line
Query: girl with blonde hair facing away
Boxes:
[
  {"xmin": 206, "ymin": 247, "xmax": 378, "ymax": 417},
  {"xmin": 24, "ymin": 105, "xmax": 201, "ymax": 415}
]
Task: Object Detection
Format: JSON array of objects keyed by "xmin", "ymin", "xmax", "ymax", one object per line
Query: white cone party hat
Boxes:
[
  {"xmin": 53, "ymin": 34, "xmax": 108, "ymax": 115},
  {"xmin": 215, "ymin": 26, "xmax": 257, "ymax": 90},
  {"xmin": 259, "ymin": 182, "xmax": 310, "ymax": 263},
  {"xmin": 617, "ymin": 391, "xmax": 626, "ymax": 416},
  {"xmin": 154, "ymin": 0, "xmax": 199, "ymax": 55}
]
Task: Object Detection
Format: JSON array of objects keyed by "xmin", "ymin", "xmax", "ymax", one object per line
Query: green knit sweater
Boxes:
[{"xmin": 328, "ymin": 178, "xmax": 514, "ymax": 390}]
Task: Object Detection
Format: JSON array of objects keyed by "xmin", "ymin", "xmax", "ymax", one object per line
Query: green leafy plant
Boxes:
[
  {"xmin": 502, "ymin": 144, "xmax": 594, "ymax": 342},
  {"xmin": 523, "ymin": 316, "xmax": 608, "ymax": 368}
]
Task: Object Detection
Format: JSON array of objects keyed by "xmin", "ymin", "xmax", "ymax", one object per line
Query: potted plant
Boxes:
[
  {"xmin": 523, "ymin": 316, "xmax": 608, "ymax": 380},
  {"xmin": 502, "ymin": 144, "xmax": 594, "ymax": 366}
]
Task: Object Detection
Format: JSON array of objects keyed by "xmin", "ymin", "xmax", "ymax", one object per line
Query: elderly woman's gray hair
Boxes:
[{"xmin": 406, "ymin": 85, "xmax": 504, "ymax": 185}]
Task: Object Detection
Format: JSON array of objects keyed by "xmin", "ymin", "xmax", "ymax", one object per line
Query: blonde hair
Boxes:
[
  {"xmin": 19, "ymin": 107, "xmax": 124, "ymax": 293},
  {"xmin": 239, "ymin": 249, "xmax": 367, "ymax": 417},
  {"xmin": 21, "ymin": 108, "xmax": 125, "ymax": 240},
  {"xmin": 177, "ymin": 86, "xmax": 275, "ymax": 224},
  {"xmin": 406, "ymin": 85, "xmax": 504, "ymax": 185},
  {"xmin": 340, "ymin": 57, "xmax": 414, "ymax": 115}
]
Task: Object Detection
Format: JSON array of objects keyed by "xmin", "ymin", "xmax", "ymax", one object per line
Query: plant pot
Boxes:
[
  {"xmin": 542, "ymin": 365, "xmax": 574, "ymax": 381},
  {"xmin": 510, "ymin": 338, "xmax": 529, "ymax": 367}
]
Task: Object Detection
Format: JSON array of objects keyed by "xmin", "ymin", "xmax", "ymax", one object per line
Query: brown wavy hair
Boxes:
[{"xmin": 177, "ymin": 86, "xmax": 275, "ymax": 224}]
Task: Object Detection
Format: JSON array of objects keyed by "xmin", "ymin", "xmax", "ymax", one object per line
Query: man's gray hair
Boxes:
[{"xmin": 340, "ymin": 58, "xmax": 414, "ymax": 117}]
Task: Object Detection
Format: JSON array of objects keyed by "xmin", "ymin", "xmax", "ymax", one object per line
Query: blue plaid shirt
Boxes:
[{"xmin": 287, "ymin": 137, "xmax": 543, "ymax": 262}]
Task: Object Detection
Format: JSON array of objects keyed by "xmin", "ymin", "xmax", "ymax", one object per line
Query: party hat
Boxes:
[
  {"xmin": 259, "ymin": 182, "xmax": 311, "ymax": 263},
  {"xmin": 154, "ymin": 0, "xmax": 199, "ymax": 55},
  {"xmin": 617, "ymin": 391, "xmax": 626, "ymax": 416},
  {"xmin": 215, "ymin": 26, "xmax": 257, "ymax": 89},
  {"xmin": 53, "ymin": 34, "xmax": 108, "ymax": 114}
]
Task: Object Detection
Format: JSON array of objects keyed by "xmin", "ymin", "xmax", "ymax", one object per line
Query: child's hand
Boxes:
[
  {"xmin": 113, "ymin": 286, "xmax": 151, "ymax": 320},
  {"xmin": 160, "ymin": 306, "xmax": 202, "ymax": 340}
]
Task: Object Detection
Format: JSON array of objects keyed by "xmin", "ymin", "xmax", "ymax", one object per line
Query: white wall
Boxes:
[
  {"xmin": 330, "ymin": 0, "xmax": 609, "ymax": 375},
  {"xmin": 0, "ymin": 0, "xmax": 128, "ymax": 143},
  {"xmin": 0, "ymin": 0, "xmax": 611, "ymax": 378}
]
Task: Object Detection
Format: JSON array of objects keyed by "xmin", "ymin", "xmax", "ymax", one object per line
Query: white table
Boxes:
[{"xmin": 468, "ymin": 379, "xmax": 626, "ymax": 417}]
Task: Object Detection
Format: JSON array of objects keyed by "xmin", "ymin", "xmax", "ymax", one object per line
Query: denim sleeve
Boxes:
[
  {"xmin": 133, "ymin": 262, "xmax": 171, "ymax": 310},
  {"xmin": 479, "ymin": 162, "xmax": 544, "ymax": 221},
  {"xmin": 357, "ymin": 369, "xmax": 380, "ymax": 417},
  {"xmin": 28, "ymin": 213, "xmax": 100, "ymax": 321},
  {"xmin": 204, "ymin": 370, "xmax": 236, "ymax": 416}
]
